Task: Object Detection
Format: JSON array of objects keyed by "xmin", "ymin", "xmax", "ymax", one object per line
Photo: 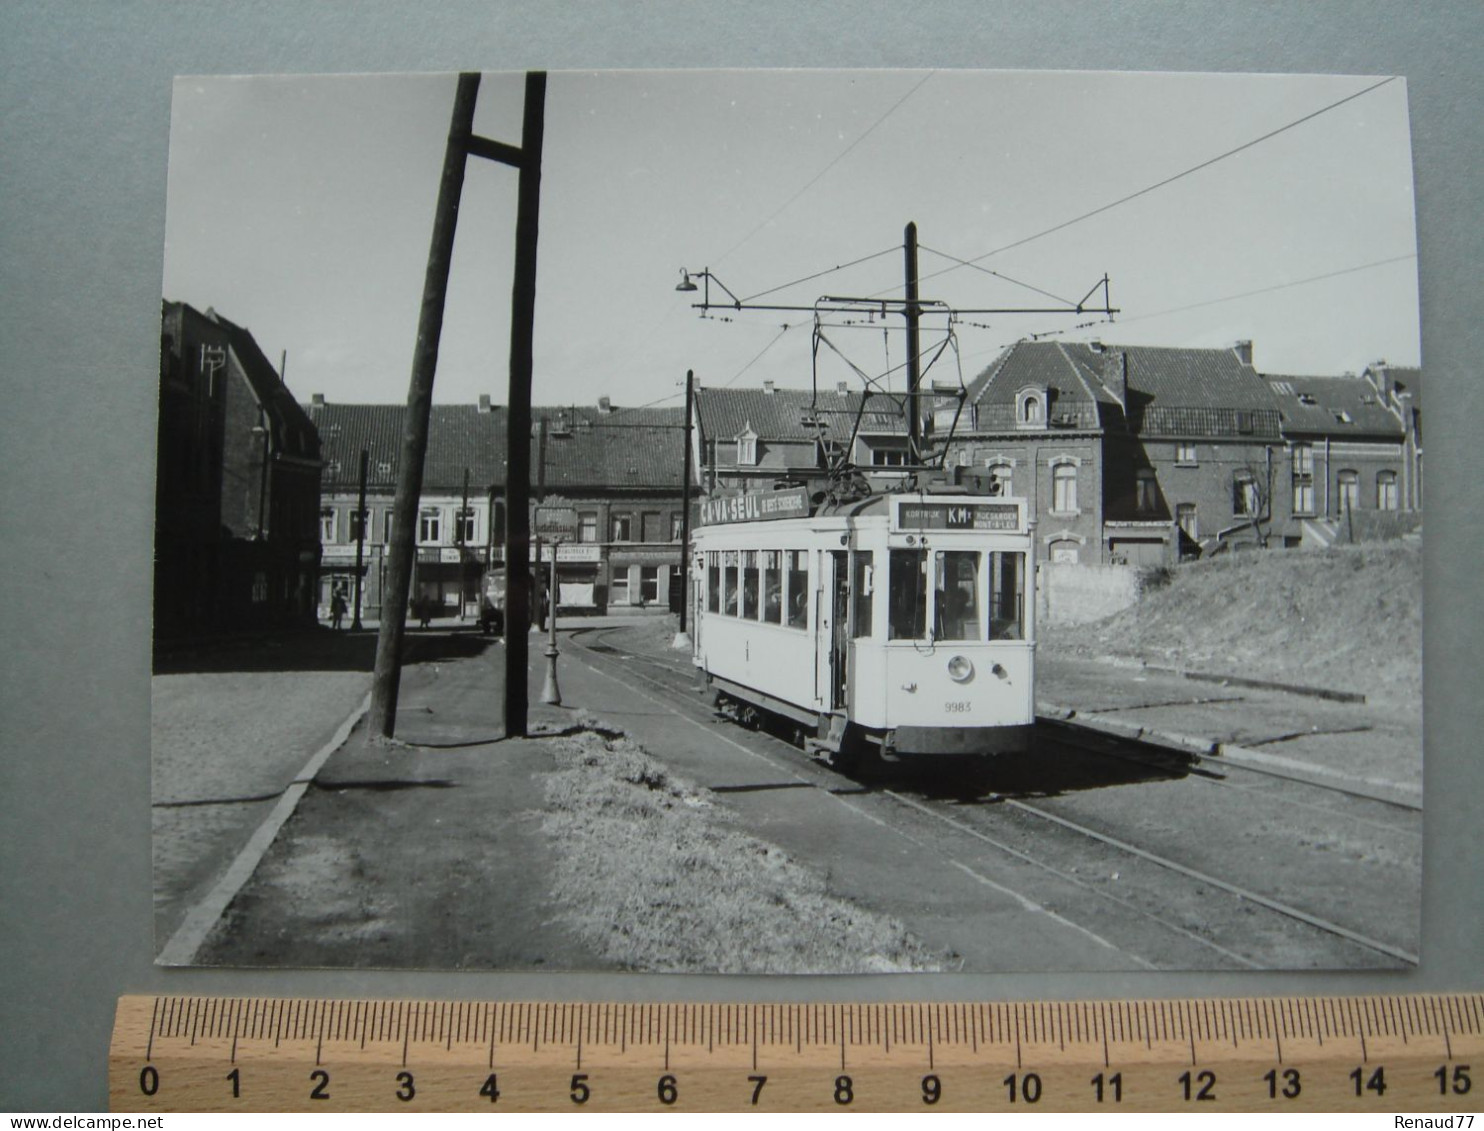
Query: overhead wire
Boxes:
[
  {"xmin": 710, "ymin": 70, "xmax": 936, "ymax": 270},
  {"xmin": 910, "ymin": 75, "xmax": 1401, "ymax": 291}
]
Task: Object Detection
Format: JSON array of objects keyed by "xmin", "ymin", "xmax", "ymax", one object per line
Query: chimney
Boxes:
[
  {"xmin": 763, "ymin": 381, "xmax": 775, "ymax": 395},
  {"xmin": 597, "ymin": 395, "xmax": 612, "ymax": 413},
  {"xmin": 1234, "ymin": 340, "xmax": 1254, "ymax": 366},
  {"xmin": 1089, "ymin": 340, "xmax": 1104, "ymax": 353},
  {"xmin": 311, "ymin": 393, "xmax": 325, "ymax": 407},
  {"xmin": 836, "ymin": 381, "xmax": 849, "ymax": 395},
  {"xmin": 478, "ymin": 394, "xmax": 492, "ymax": 413}
]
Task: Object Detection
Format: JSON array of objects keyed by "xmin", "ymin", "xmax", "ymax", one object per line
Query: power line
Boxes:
[
  {"xmin": 718, "ymin": 323, "xmax": 796, "ymax": 388},
  {"xmin": 913, "ymin": 75, "xmax": 1400, "ymax": 290},
  {"xmin": 711, "ymin": 71, "xmax": 936, "ymax": 270},
  {"xmin": 1111, "ymin": 252, "xmax": 1418, "ymax": 326}
]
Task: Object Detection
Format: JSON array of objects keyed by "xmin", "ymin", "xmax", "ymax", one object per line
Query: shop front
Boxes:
[{"xmin": 608, "ymin": 545, "xmax": 682, "ymax": 610}]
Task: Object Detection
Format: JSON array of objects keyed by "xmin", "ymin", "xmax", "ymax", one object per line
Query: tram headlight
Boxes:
[{"xmin": 946, "ymin": 655, "xmax": 974, "ymax": 683}]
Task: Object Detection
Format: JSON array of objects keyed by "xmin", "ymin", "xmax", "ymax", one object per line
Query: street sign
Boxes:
[{"xmin": 533, "ymin": 505, "xmax": 579, "ymax": 541}]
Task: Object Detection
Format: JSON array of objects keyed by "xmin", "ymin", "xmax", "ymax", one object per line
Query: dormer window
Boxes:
[
  {"xmin": 736, "ymin": 425, "xmax": 758, "ymax": 467},
  {"xmin": 1016, "ymin": 386, "xmax": 1047, "ymax": 427}
]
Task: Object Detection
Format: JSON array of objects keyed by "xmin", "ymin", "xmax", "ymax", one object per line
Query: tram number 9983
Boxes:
[{"xmin": 944, "ymin": 701, "xmax": 973, "ymax": 714}]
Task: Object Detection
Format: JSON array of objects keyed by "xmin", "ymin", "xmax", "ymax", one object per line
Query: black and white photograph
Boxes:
[{"xmin": 152, "ymin": 68, "xmax": 1423, "ymax": 974}]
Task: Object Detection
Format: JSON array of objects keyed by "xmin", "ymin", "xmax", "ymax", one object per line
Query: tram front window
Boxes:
[
  {"xmin": 935, "ymin": 551, "xmax": 981, "ymax": 641},
  {"xmin": 889, "ymin": 548, "xmax": 928, "ymax": 640},
  {"xmin": 989, "ymin": 550, "xmax": 1024, "ymax": 640}
]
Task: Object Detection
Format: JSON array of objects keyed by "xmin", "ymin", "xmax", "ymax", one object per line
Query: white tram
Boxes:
[{"xmin": 690, "ymin": 484, "xmax": 1035, "ymax": 763}]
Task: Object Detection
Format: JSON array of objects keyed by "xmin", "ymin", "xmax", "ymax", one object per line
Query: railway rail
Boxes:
[{"xmin": 563, "ymin": 623, "xmax": 1418, "ymax": 970}]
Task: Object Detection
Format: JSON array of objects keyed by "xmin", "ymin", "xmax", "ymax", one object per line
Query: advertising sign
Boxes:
[
  {"xmin": 534, "ymin": 506, "xmax": 580, "ymax": 540},
  {"xmin": 697, "ymin": 486, "xmax": 811, "ymax": 526}
]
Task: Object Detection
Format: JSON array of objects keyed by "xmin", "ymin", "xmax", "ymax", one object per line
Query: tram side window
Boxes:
[
  {"xmin": 786, "ymin": 550, "xmax": 808, "ymax": 629},
  {"xmin": 989, "ymin": 551, "xmax": 1024, "ymax": 640},
  {"xmin": 707, "ymin": 552, "xmax": 720, "ymax": 614},
  {"xmin": 742, "ymin": 550, "xmax": 760, "ymax": 619},
  {"xmin": 762, "ymin": 551, "xmax": 782, "ymax": 623},
  {"xmin": 935, "ymin": 551, "xmax": 981, "ymax": 641},
  {"xmin": 889, "ymin": 548, "xmax": 928, "ymax": 641},
  {"xmin": 723, "ymin": 551, "xmax": 739, "ymax": 615},
  {"xmin": 851, "ymin": 551, "xmax": 875, "ymax": 639}
]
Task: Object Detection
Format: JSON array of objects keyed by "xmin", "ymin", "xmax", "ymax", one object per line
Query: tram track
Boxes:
[{"xmin": 563, "ymin": 624, "xmax": 1415, "ymax": 968}]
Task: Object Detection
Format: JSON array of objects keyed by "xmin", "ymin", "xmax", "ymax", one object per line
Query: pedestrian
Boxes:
[{"xmin": 330, "ymin": 589, "xmax": 348, "ymax": 631}]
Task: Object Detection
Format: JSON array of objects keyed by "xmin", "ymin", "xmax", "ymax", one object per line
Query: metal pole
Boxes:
[
  {"xmin": 539, "ymin": 541, "xmax": 561, "ymax": 705},
  {"xmin": 904, "ymin": 221, "xmax": 922, "ymax": 460},
  {"xmin": 458, "ymin": 466, "xmax": 470, "ymax": 620},
  {"xmin": 502, "ymin": 71, "xmax": 547, "ymax": 739},
  {"xmin": 674, "ymin": 369, "xmax": 695, "ymax": 646},
  {"xmin": 352, "ymin": 449, "xmax": 368, "ymax": 630},
  {"xmin": 368, "ymin": 72, "xmax": 481, "ymax": 741}
]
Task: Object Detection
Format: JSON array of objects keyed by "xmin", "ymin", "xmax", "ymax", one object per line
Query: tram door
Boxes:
[{"xmin": 828, "ymin": 550, "xmax": 849, "ymax": 710}]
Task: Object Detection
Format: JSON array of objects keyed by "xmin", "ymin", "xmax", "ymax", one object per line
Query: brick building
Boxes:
[
  {"xmin": 306, "ymin": 397, "xmax": 690, "ymax": 620},
  {"xmin": 942, "ymin": 340, "xmax": 1292, "ymax": 566},
  {"xmin": 692, "ymin": 382, "xmax": 909, "ymax": 496},
  {"xmin": 1264, "ymin": 370, "xmax": 1417, "ymax": 546},
  {"xmin": 156, "ymin": 302, "xmax": 322, "ymax": 642}
]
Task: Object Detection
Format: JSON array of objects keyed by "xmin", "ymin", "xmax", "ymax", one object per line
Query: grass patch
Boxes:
[{"xmin": 541, "ymin": 725, "xmax": 943, "ymax": 974}]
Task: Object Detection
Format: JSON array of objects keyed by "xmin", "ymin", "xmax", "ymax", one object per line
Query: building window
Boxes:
[
  {"xmin": 1176, "ymin": 441, "xmax": 1198, "ymax": 465},
  {"xmin": 578, "ymin": 511, "xmax": 598, "ymax": 543},
  {"xmin": 1377, "ymin": 470, "xmax": 1398, "ymax": 511},
  {"xmin": 1051, "ymin": 463, "xmax": 1077, "ymax": 513},
  {"xmin": 252, "ymin": 571, "xmax": 268, "ymax": 603},
  {"xmin": 1048, "ymin": 540, "xmax": 1079, "ymax": 564},
  {"xmin": 986, "ymin": 462, "xmax": 1013, "ymax": 496},
  {"xmin": 1292, "ymin": 443, "xmax": 1315, "ymax": 514},
  {"xmin": 1233, "ymin": 472, "xmax": 1258, "ymax": 516},
  {"xmin": 455, "ymin": 508, "xmax": 477, "ymax": 544},
  {"xmin": 640, "ymin": 565, "xmax": 660, "ymax": 605},
  {"xmin": 1176, "ymin": 503, "xmax": 1198, "ymax": 541},
  {"xmin": 418, "ymin": 508, "xmax": 442, "ymax": 544},
  {"xmin": 1235, "ymin": 411, "xmax": 1254, "ymax": 434},
  {"xmin": 642, "ymin": 511, "xmax": 663, "ymax": 543},
  {"xmin": 383, "ymin": 510, "xmax": 395, "ymax": 544},
  {"xmin": 1018, "ymin": 392, "xmax": 1044, "ymax": 425},
  {"xmin": 1337, "ymin": 469, "xmax": 1360, "ymax": 514},
  {"xmin": 736, "ymin": 428, "xmax": 758, "ymax": 466},
  {"xmin": 611, "ymin": 568, "xmax": 630, "ymax": 606},
  {"xmin": 611, "ymin": 514, "xmax": 632, "ymax": 542},
  {"xmin": 348, "ymin": 509, "xmax": 369, "ymax": 542},
  {"xmin": 1136, "ymin": 469, "xmax": 1158, "ymax": 514},
  {"xmin": 871, "ymin": 445, "xmax": 909, "ymax": 467},
  {"xmin": 670, "ymin": 512, "xmax": 683, "ymax": 542},
  {"xmin": 320, "ymin": 507, "xmax": 337, "ymax": 543}
]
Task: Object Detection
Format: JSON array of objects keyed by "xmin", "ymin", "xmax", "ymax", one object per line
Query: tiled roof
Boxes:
[
  {"xmin": 694, "ymin": 386, "xmax": 908, "ymax": 444},
  {"xmin": 306, "ymin": 401, "xmax": 685, "ymax": 492},
  {"xmin": 964, "ymin": 341, "xmax": 1283, "ymax": 438},
  {"xmin": 1263, "ymin": 374, "xmax": 1403, "ymax": 438}
]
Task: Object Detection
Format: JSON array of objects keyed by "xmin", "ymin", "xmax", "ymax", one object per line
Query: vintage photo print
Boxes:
[{"xmin": 153, "ymin": 69, "xmax": 1421, "ymax": 972}]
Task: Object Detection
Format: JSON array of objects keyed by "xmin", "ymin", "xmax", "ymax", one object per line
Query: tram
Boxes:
[{"xmin": 690, "ymin": 480, "xmax": 1035, "ymax": 764}]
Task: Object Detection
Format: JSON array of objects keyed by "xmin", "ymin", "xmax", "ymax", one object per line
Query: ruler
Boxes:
[{"xmin": 111, "ymin": 993, "xmax": 1482, "ymax": 1112}]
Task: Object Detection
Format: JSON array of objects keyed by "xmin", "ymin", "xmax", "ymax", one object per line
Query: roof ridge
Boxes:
[{"xmin": 1055, "ymin": 340, "xmax": 1105, "ymax": 404}]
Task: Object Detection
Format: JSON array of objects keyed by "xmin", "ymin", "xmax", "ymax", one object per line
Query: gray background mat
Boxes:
[{"xmin": 1, "ymin": 1, "xmax": 1478, "ymax": 1112}]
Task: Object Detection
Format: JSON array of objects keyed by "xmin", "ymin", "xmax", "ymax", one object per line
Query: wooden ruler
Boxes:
[{"xmin": 111, "ymin": 993, "xmax": 1483, "ymax": 1112}]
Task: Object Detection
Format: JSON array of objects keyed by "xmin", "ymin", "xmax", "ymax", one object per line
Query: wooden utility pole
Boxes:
[
  {"xmin": 903, "ymin": 221, "xmax": 922, "ymax": 460},
  {"xmin": 677, "ymin": 369, "xmax": 695, "ymax": 638},
  {"xmin": 497, "ymin": 71, "xmax": 547, "ymax": 739},
  {"xmin": 368, "ymin": 73, "xmax": 482, "ymax": 740}
]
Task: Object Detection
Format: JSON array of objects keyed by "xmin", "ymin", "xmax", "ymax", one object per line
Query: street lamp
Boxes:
[{"xmin": 675, "ymin": 267, "xmax": 744, "ymax": 310}]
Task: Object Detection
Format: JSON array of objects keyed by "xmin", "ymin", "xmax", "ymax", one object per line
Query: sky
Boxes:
[{"xmin": 163, "ymin": 69, "xmax": 1420, "ymax": 412}]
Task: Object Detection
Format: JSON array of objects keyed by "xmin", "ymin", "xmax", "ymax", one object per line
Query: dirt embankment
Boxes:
[
  {"xmin": 541, "ymin": 723, "xmax": 942, "ymax": 974},
  {"xmin": 1041, "ymin": 539, "xmax": 1422, "ymax": 709}
]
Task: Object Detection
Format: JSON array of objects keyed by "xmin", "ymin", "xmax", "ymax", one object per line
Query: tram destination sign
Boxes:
[
  {"xmin": 896, "ymin": 499, "xmax": 1020, "ymax": 532},
  {"xmin": 697, "ymin": 486, "xmax": 811, "ymax": 526}
]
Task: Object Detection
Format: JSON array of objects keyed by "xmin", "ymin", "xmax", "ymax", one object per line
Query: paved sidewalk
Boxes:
[{"xmin": 1037, "ymin": 654, "xmax": 1421, "ymax": 801}]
